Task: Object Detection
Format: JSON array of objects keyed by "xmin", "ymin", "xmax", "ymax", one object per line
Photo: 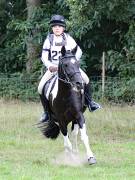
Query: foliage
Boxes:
[
  {"xmin": 106, "ymin": 49, "xmax": 135, "ymax": 78},
  {"xmin": 0, "ymin": 75, "xmax": 134, "ymax": 103},
  {"xmin": 0, "ymin": 0, "xmax": 27, "ymax": 73},
  {"xmin": 1, "ymin": 0, "xmax": 135, "ymax": 75},
  {"xmin": 0, "ymin": 74, "xmax": 39, "ymax": 101},
  {"xmin": 0, "ymin": 1, "xmax": 52, "ymax": 73},
  {"xmin": 105, "ymin": 78, "xmax": 135, "ymax": 103},
  {"xmin": 66, "ymin": 0, "xmax": 135, "ymax": 77},
  {"xmin": 0, "ymin": 0, "xmax": 135, "ymax": 102},
  {"xmin": 91, "ymin": 76, "xmax": 135, "ymax": 103}
]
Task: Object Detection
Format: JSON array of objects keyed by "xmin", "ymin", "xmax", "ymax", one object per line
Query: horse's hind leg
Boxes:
[{"xmin": 71, "ymin": 122, "xmax": 79, "ymax": 153}]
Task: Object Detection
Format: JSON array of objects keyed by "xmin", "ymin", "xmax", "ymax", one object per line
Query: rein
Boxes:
[
  {"xmin": 60, "ymin": 54, "xmax": 75, "ymax": 60},
  {"xmin": 58, "ymin": 71, "xmax": 81, "ymax": 86}
]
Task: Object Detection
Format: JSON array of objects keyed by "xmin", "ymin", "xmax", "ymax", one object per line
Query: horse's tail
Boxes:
[{"xmin": 40, "ymin": 121, "xmax": 60, "ymax": 139}]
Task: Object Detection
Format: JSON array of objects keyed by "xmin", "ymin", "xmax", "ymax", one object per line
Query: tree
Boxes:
[
  {"xmin": 0, "ymin": 0, "xmax": 135, "ymax": 79},
  {"xmin": 26, "ymin": 0, "xmax": 41, "ymax": 73},
  {"xmin": 0, "ymin": 0, "xmax": 27, "ymax": 74},
  {"xmin": 66, "ymin": 0, "xmax": 135, "ymax": 77}
]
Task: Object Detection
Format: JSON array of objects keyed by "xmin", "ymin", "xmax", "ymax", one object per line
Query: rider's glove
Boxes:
[{"xmin": 49, "ymin": 66, "xmax": 58, "ymax": 73}]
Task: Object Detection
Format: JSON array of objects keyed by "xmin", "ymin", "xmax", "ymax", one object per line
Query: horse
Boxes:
[{"xmin": 39, "ymin": 46, "xmax": 96, "ymax": 165}]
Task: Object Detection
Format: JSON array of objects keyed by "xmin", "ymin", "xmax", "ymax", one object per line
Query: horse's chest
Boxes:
[{"xmin": 54, "ymin": 92, "xmax": 80, "ymax": 114}]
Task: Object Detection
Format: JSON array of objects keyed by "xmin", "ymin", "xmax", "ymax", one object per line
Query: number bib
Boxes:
[{"xmin": 50, "ymin": 35, "xmax": 65, "ymax": 65}]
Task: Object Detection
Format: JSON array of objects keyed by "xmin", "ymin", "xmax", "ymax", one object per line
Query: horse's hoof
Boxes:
[{"xmin": 88, "ymin": 157, "xmax": 97, "ymax": 165}]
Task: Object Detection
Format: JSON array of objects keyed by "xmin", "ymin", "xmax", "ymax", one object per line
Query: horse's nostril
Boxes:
[{"xmin": 76, "ymin": 82, "xmax": 81, "ymax": 86}]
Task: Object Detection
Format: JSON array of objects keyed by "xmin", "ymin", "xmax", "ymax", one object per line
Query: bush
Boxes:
[
  {"xmin": 0, "ymin": 73, "xmax": 39, "ymax": 101},
  {"xmin": 0, "ymin": 74, "xmax": 134, "ymax": 103},
  {"xmin": 91, "ymin": 77, "xmax": 135, "ymax": 104}
]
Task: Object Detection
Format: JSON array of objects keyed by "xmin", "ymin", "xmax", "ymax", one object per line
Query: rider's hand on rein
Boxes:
[{"xmin": 49, "ymin": 66, "xmax": 58, "ymax": 72}]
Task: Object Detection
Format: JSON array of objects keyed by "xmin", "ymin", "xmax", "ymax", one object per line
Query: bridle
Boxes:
[{"xmin": 58, "ymin": 54, "xmax": 82, "ymax": 87}]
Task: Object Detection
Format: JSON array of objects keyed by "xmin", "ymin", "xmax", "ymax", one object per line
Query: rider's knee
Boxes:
[
  {"xmin": 84, "ymin": 77, "xmax": 89, "ymax": 84},
  {"xmin": 83, "ymin": 74, "xmax": 89, "ymax": 84},
  {"xmin": 80, "ymin": 69, "xmax": 89, "ymax": 84}
]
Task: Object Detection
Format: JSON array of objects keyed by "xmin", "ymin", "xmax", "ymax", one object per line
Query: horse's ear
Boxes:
[
  {"xmin": 61, "ymin": 46, "xmax": 66, "ymax": 57},
  {"xmin": 71, "ymin": 45, "xmax": 77, "ymax": 55}
]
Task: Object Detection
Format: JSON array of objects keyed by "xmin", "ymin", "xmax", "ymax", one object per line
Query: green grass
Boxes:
[{"xmin": 0, "ymin": 99, "xmax": 135, "ymax": 180}]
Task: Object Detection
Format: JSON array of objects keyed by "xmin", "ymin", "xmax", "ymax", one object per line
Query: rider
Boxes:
[{"xmin": 38, "ymin": 14, "xmax": 101, "ymax": 123}]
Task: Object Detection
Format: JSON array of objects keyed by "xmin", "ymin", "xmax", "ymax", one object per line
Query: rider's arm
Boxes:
[
  {"xmin": 67, "ymin": 35, "xmax": 82, "ymax": 61},
  {"xmin": 41, "ymin": 38, "xmax": 54, "ymax": 69}
]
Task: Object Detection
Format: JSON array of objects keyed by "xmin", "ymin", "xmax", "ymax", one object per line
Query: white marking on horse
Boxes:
[
  {"xmin": 72, "ymin": 86, "xmax": 79, "ymax": 92},
  {"xmin": 63, "ymin": 134, "xmax": 72, "ymax": 152},
  {"xmin": 71, "ymin": 58, "xmax": 76, "ymax": 64},
  {"xmin": 72, "ymin": 124, "xmax": 79, "ymax": 153},
  {"xmin": 80, "ymin": 124, "xmax": 94, "ymax": 158}
]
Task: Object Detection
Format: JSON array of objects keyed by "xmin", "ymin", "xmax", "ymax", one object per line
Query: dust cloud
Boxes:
[{"xmin": 52, "ymin": 151, "xmax": 87, "ymax": 167}]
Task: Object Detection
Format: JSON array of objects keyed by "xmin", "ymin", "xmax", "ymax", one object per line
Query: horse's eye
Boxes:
[{"xmin": 65, "ymin": 64, "xmax": 68, "ymax": 67}]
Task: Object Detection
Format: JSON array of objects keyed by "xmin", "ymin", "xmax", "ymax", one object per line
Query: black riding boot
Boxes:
[
  {"xmin": 39, "ymin": 94, "xmax": 49, "ymax": 123},
  {"xmin": 84, "ymin": 84, "xmax": 101, "ymax": 112}
]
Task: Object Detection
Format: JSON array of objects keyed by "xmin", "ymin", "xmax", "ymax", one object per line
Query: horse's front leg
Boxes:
[
  {"xmin": 71, "ymin": 122, "xmax": 79, "ymax": 153},
  {"xmin": 78, "ymin": 114, "xmax": 96, "ymax": 165},
  {"xmin": 60, "ymin": 124, "xmax": 72, "ymax": 153}
]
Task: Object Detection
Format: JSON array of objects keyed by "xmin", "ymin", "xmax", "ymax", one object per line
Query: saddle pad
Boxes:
[{"xmin": 44, "ymin": 76, "xmax": 58, "ymax": 100}]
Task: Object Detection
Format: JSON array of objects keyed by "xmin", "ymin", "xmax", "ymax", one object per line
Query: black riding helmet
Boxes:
[{"xmin": 50, "ymin": 15, "xmax": 66, "ymax": 27}]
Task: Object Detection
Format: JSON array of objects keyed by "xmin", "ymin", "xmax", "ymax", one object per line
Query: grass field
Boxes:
[{"xmin": 0, "ymin": 99, "xmax": 135, "ymax": 180}]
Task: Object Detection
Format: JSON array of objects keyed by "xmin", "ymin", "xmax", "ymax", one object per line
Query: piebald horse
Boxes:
[{"xmin": 39, "ymin": 46, "xmax": 96, "ymax": 165}]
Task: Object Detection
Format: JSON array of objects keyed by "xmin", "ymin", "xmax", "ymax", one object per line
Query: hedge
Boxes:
[{"xmin": 0, "ymin": 74, "xmax": 134, "ymax": 104}]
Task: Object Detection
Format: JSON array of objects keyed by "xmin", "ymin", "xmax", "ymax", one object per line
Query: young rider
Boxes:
[{"xmin": 38, "ymin": 15, "xmax": 101, "ymax": 123}]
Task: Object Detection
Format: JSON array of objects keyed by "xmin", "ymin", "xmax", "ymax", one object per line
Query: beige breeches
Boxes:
[{"xmin": 38, "ymin": 68, "xmax": 89, "ymax": 94}]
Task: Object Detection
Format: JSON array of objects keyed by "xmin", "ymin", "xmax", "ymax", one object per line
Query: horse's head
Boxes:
[{"xmin": 58, "ymin": 46, "xmax": 83, "ymax": 89}]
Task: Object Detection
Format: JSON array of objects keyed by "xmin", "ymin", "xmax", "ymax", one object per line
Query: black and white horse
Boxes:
[{"xmin": 40, "ymin": 46, "xmax": 96, "ymax": 165}]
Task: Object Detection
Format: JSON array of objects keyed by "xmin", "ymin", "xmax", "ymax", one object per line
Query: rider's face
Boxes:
[{"xmin": 52, "ymin": 25, "xmax": 65, "ymax": 36}]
